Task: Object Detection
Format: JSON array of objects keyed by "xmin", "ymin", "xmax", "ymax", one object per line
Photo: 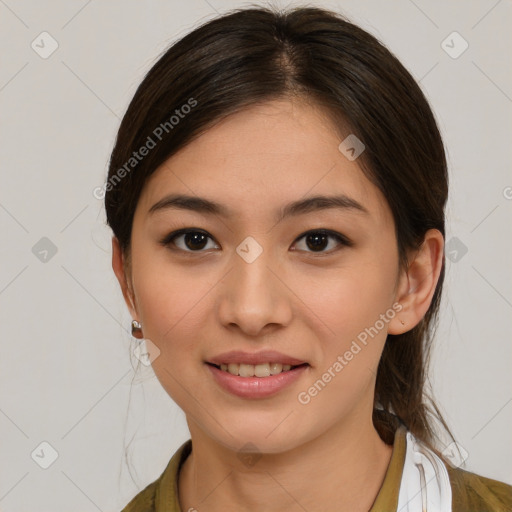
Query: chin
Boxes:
[{"xmin": 210, "ymin": 422, "xmax": 304, "ymax": 455}]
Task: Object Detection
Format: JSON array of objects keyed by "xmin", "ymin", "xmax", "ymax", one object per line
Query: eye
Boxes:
[
  {"xmin": 160, "ymin": 229, "xmax": 219, "ymax": 252},
  {"xmin": 292, "ymin": 229, "xmax": 352, "ymax": 254},
  {"xmin": 160, "ymin": 228, "xmax": 352, "ymax": 254}
]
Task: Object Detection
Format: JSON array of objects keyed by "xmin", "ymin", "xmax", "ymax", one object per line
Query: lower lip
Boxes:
[{"xmin": 206, "ymin": 363, "xmax": 309, "ymax": 399}]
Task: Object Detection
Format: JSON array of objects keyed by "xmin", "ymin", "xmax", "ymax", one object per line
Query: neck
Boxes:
[{"xmin": 178, "ymin": 413, "xmax": 394, "ymax": 512}]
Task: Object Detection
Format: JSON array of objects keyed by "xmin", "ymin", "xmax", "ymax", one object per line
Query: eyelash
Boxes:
[{"xmin": 159, "ymin": 228, "xmax": 353, "ymax": 255}]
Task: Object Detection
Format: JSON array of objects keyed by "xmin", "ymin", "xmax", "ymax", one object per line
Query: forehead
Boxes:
[{"xmin": 136, "ymin": 98, "xmax": 392, "ymax": 227}]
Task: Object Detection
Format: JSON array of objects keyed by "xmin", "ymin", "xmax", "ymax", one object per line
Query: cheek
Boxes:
[
  {"xmin": 291, "ymin": 256, "xmax": 396, "ymax": 339},
  {"xmin": 130, "ymin": 249, "xmax": 215, "ymax": 352},
  {"xmin": 132, "ymin": 261, "xmax": 214, "ymax": 406},
  {"xmin": 293, "ymin": 264, "xmax": 394, "ymax": 415}
]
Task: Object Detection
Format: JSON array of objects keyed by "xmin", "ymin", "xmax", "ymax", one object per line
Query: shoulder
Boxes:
[
  {"xmin": 447, "ymin": 464, "xmax": 512, "ymax": 512},
  {"xmin": 118, "ymin": 439, "xmax": 192, "ymax": 512},
  {"xmin": 119, "ymin": 479, "xmax": 158, "ymax": 512}
]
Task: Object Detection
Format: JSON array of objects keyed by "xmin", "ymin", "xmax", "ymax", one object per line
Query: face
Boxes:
[{"xmin": 118, "ymin": 98, "xmax": 405, "ymax": 453}]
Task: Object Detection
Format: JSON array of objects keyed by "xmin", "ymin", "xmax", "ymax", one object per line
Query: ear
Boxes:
[
  {"xmin": 388, "ymin": 229, "xmax": 444, "ymax": 334},
  {"xmin": 111, "ymin": 236, "xmax": 139, "ymax": 321}
]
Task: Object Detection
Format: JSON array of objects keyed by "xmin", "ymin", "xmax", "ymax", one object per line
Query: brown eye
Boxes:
[
  {"xmin": 293, "ymin": 230, "xmax": 352, "ymax": 253},
  {"xmin": 160, "ymin": 228, "xmax": 352, "ymax": 255},
  {"xmin": 160, "ymin": 229, "xmax": 218, "ymax": 252}
]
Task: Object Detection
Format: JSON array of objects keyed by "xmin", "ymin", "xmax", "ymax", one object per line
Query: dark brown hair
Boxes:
[{"xmin": 106, "ymin": 5, "xmax": 457, "ymax": 463}]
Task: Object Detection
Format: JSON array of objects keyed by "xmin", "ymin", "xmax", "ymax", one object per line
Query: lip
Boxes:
[
  {"xmin": 207, "ymin": 350, "xmax": 307, "ymax": 366},
  {"xmin": 206, "ymin": 362, "xmax": 309, "ymax": 399}
]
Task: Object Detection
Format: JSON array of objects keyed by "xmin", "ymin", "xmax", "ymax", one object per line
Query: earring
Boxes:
[
  {"xmin": 400, "ymin": 319, "xmax": 405, "ymax": 326},
  {"xmin": 131, "ymin": 320, "xmax": 144, "ymax": 339}
]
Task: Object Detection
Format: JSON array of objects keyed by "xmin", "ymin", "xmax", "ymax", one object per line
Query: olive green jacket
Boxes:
[{"xmin": 120, "ymin": 426, "xmax": 512, "ymax": 511}]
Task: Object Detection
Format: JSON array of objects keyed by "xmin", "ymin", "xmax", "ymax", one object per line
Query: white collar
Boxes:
[{"xmin": 396, "ymin": 430, "xmax": 452, "ymax": 512}]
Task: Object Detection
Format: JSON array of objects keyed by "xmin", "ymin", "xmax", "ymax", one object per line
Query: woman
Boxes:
[{"xmin": 106, "ymin": 6, "xmax": 512, "ymax": 512}]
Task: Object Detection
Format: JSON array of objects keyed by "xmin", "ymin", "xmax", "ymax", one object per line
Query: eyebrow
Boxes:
[{"xmin": 148, "ymin": 193, "xmax": 369, "ymax": 222}]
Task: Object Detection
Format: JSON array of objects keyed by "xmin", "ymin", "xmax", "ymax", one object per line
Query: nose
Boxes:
[{"xmin": 217, "ymin": 243, "xmax": 293, "ymax": 337}]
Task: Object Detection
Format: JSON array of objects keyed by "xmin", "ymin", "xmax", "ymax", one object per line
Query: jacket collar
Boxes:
[{"xmin": 154, "ymin": 425, "xmax": 411, "ymax": 511}]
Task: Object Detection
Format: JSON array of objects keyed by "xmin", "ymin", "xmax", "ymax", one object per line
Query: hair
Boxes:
[{"xmin": 105, "ymin": 5, "xmax": 459, "ymax": 471}]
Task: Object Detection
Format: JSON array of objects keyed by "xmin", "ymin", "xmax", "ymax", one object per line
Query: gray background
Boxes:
[{"xmin": 0, "ymin": 0, "xmax": 511, "ymax": 510}]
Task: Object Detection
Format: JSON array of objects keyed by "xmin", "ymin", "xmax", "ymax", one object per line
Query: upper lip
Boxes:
[{"xmin": 207, "ymin": 350, "xmax": 308, "ymax": 366}]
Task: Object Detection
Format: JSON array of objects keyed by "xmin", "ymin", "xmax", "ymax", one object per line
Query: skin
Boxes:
[{"xmin": 112, "ymin": 98, "xmax": 444, "ymax": 512}]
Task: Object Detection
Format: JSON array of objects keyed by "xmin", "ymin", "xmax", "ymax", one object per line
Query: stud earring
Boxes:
[
  {"xmin": 400, "ymin": 319, "xmax": 405, "ymax": 326},
  {"xmin": 131, "ymin": 320, "xmax": 144, "ymax": 339}
]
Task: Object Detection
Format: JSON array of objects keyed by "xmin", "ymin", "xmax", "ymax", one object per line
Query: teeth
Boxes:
[
  {"xmin": 239, "ymin": 364, "xmax": 254, "ymax": 377},
  {"xmin": 255, "ymin": 363, "xmax": 270, "ymax": 377},
  {"xmin": 218, "ymin": 362, "xmax": 296, "ymax": 377},
  {"xmin": 270, "ymin": 363, "xmax": 283, "ymax": 375}
]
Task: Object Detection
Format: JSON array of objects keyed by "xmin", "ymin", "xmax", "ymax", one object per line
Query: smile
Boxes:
[
  {"xmin": 205, "ymin": 362, "xmax": 310, "ymax": 399},
  {"xmin": 209, "ymin": 362, "xmax": 307, "ymax": 377}
]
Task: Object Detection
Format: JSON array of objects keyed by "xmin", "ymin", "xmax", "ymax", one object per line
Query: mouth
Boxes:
[
  {"xmin": 206, "ymin": 361, "xmax": 309, "ymax": 378},
  {"xmin": 205, "ymin": 360, "xmax": 310, "ymax": 399}
]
